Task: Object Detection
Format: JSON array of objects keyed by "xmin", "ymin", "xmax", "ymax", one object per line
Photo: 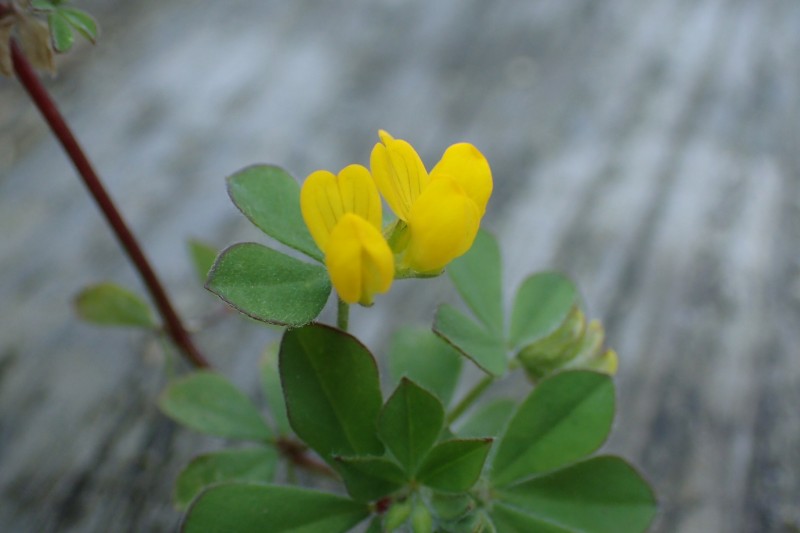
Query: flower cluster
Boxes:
[{"xmin": 301, "ymin": 131, "xmax": 493, "ymax": 305}]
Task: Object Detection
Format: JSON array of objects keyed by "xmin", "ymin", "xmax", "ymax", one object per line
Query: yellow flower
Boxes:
[
  {"xmin": 370, "ymin": 131, "xmax": 492, "ymax": 273},
  {"xmin": 300, "ymin": 164, "xmax": 394, "ymax": 305}
]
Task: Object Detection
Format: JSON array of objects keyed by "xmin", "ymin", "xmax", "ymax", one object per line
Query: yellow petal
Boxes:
[
  {"xmin": 370, "ymin": 130, "xmax": 429, "ymax": 221},
  {"xmin": 300, "ymin": 165, "xmax": 382, "ymax": 252},
  {"xmin": 430, "ymin": 143, "xmax": 493, "ymax": 217},
  {"xmin": 325, "ymin": 213, "xmax": 395, "ymax": 305},
  {"xmin": 405, "ymin": 177, "xmax": 480, "ymax": 273}
]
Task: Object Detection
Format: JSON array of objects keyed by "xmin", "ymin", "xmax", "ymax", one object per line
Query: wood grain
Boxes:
[{"xmin": 1, "ymin": 0, "xmax": 798, "ymax": 531}]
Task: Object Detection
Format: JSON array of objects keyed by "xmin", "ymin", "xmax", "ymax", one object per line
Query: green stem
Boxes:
[
  {"xmin": 446, "ymin": 374, "xmax": 494, "ymax": 425},
  {"xmin": 337, "ymin": 298, "xmax": 350, "ymax": 331}
]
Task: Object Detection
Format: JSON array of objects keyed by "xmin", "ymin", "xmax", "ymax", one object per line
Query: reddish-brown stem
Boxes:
[{"xmin": 9, "ymin": 38, "xmax": 210, "ymax": 369}]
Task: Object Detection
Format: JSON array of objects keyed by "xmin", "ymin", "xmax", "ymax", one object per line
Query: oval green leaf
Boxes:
[
  {"xmin": 174, "ymin": 448, "xmax": 278, "ymax": 510},
  {"xmin": 491, "ymin": 371, "xmax": 614, "ymax": 487},
  {"xmin": 158, "ymin": 371, "xmax": 272, "ymax": 441},
  {"xmin": 378, "ymin": 378, "xmax": 445, "ymax": 475},
  {"xmin": 48, "ymin": 11, "xmax": 73, "ymax": 52},
  {"xmin": 509, "ymin": 272, "xmax": 578, "ymax": 348},
  {"xmin": 335, "ymin": 456, "xmax": 407, "ymax": 502},
  {"xmin": 388, "ymin": 327, "xmax": 463, "ymax": 407},
  {"xmin": 59, "ymin": 7, "xmax": 98, "ymax": 43},
  {"xmin": 456, "ymin": 398, "xmax": 516, "ymax": 439},
  {"xmin": 182, "ymin": 483, "xmax": 370, "ymax": 533},
  {"xmin": 74, "ymin": 282, "xmax": 156, "ymax": 328},
  {"xmin": 206, "ymin": 243, "xmax": 330, "ymax": 327},
  {"xmin": 447, "ymin": 229, "xmax": 504, "ymax": 335},
  {"xmin": 433, "ymin": 305, "xmax": 507, "ymax": 376},
  {"xmin": 280, "ymin": 325, "xmax": 384, "ymax": 463},
  {"xmin": 416, "ymin": 438, "xmax": 493, "ymax": 493},
  {"xmin": 496, "ymin": 456, "xmax": 657, "ymax": 533},
  {"xmin": 227, "ymin": 165, "xmax": 322, "ymax": 261}
]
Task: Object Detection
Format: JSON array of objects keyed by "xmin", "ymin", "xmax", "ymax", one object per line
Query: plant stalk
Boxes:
[
  {"xmin": 337, "ymin": 298, "xmax": 350, "ymax": 332},
  {"xmin": 10, "ymin": 39, "xmax": 210, "ymax": 369},
  {"xmin": 446, "ymin": 374, "xmax": 494, "ymax": 425}
]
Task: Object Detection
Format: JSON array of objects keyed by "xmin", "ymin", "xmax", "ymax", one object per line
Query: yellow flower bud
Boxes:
[
  {"xmin": 325, "ymin": 213, "xmax": 394, "ymax": 305},
  {"xmin": 370, "ymin": 131, "xmax": 492, "ymax": 273},
  {"xmin": 300, "ymin": 164, "xmax": 393, "ymax": 304}
]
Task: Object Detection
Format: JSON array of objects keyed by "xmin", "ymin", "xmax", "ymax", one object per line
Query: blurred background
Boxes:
[{"xmin": 1, "ymin": 0, "xmax": 799, "ymax": 531}]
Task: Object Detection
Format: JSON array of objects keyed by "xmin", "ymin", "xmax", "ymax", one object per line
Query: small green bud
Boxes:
[
  {"xmin": 411, "ymin": 503, "xmax": 433, "ymax": 533},
  {"xmin": 384, "ymin": 501, "xmax": 412, "ymax": 531}
]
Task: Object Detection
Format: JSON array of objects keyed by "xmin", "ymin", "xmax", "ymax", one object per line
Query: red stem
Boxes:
[{"xmin": 10, "ymin": 39, "xmax": 210, "ymax": 369}]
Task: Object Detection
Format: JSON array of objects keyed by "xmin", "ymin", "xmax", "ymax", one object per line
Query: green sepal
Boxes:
[
  {"xmin": 433, "ymin": 304, "xmax": 507, "ymax": 376},
  {"xmin": 279, "ymin": 325, "xmax": 384, "ymax": 464},
  {"xmin": 387, "ymin": 326, "xmax": 463, "ymax": 407},
  {"xmin": 158, "ymin": 371, "xmax": 272, "ymax": 441},
  {"xmin": 173, "ymin": 448, "xmax": 278, "ymax": 510},
  {"xmin": 509, "ymin": 272, "xmax": 578, "ymax": 348},
  {"xmin": 378, "ymin": 378, "xmax": 445, "ymax": 475},
  {"xmin": 516, "ymin": 305, "xmax": 585, "ymax": 382},
  {"xmin": 495, "ymin": 456, "xmax": 657, "ymax": 533},
  {"xmin": 491, "ymin": 371, "xmax": 614, "ymax": 487},
  {"xmin": 334, "ymin": 456, "xmax": 406, "ymax": 502},
  {"xmin": 74, "ymin": 282, "xmax": 156, "ymax": 329},
  {"xmin": 416, "ymin": 438, "xmax": 493, "ymax": 493},
  {"xmin": 206, "ymin": 242, "xmax": 330, "ymax": 327},
  {"xmin": 181, "ymin": 483, "xmax": 370, "ymax": 533},
  {"xmin": 447, "ymin": 229, "xmax": 504, "ymax": 335},
  {"xmin": 226, "ymin": 165, "xmax": 322, "ymax": 261}
]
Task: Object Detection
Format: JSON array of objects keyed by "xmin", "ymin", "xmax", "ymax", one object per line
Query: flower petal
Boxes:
[
  {"xmin": 326, "ymin": 213, "xmax": 395, "ymax": 305},
  {"xmin": 405, "ymin": 177, "xmax": 481, "ymax": 273},
  {"xmin": 370, "ymin": 130, "xmax": 429, "ymax": 221},
  {"xmin": 301, "ymin": 165, "xmax": 382, "ymax": 252},
  {"xmin": 430, "ymin": 143, "xmax": 493, "ymax": 217}
]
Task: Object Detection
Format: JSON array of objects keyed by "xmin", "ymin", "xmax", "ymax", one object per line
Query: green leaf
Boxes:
[
  {"xmin": 491, "ymin": 371, "xmax": 614, "ymax": 487},
  {"xmin": 31, "ymin": 0, "xmax": 56, "ymax": 11},
  {"xmin": 385, "ymin": 502, "xmax": 413, "ymax": 531},
  {"xmin": 509, "ymin": 272, "xmax": 578, "ymax": 348},
  {"xmin": 227, "ymin": 165, "xmax": 322, "ymax": 261},
  {"xmin": 158, "ymin": 371, "xmax": 272, "ymax": 441},
  {"xmin": 416, "ymin": 439, "xmax": 492, "ymax": 493},
  {"xmin": 430, "ymin": 493, "xmax": 473, "ymax": 521},
  {"xmin": 433, "ymin": 305, "xmax": 507, "ymax": 376},
  {"xmin": 59, "ymin": 7, "xmax": 98, "ymax": 43},
  {"xmin": 490, "ymin": 503, "xmax": 570, "ymax": 532},
  {"xmin": 74, "ymin": 283, "xmax": 156, "ymax": 328},
  {"xmin": 48, "ymin": 11, "xmax": 74, "ymax": 53},
  {"xmin": 456, "ymin": 398, "xmax": 516, "ymax": 438},
  {"xmin": 447, "ymin": 229, "xmax": 504, "ymax": 335},
  {"xmin": 182, "ymin": 483, "xmax": 370, "ymax": 533},
  {"xmin": 187, "ymin": 239, "xmax": 218, "ymax": 285},
  {"xmin": 387, "ymin": 326, "xmax": 463, "ymax": 407},
  {"xmin": 378, "ymin": 378, "xmax": 445, "ymax": 475},
  {"xmin": 206, "ymin": 243, "xmax": 330, "ymax": 327},
  {"xmin": 496, "ymin": 456, "xmax": 657, "ymax": 533},
  {"xmin": 335, "ymin": 456, "xmax": 406, "ymax": 502},
  {"xmin": 174, "ymin": 448, "xmax": 278, "ymax": 510},
  {"xmin": 280, "ymin": 325, "xmax": 384, "ymax": 463},
  {"xmin": 259, "ymin": 343, "xmax": 291, "ymax": 436},
  {"xmin": 365, "ymin": 517, "xmax": 384, "ymax": 533},
  {"xmin": 411, "ymin": 503, "xmax": 433, "ymax": 533}
]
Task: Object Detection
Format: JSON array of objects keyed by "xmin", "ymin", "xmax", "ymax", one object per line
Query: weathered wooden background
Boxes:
[{"xmin": 1, "ymin": 0, "xmax": 799, "ymax": 531}]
